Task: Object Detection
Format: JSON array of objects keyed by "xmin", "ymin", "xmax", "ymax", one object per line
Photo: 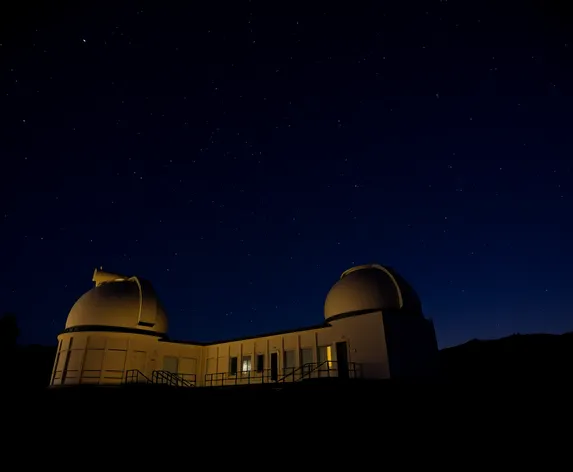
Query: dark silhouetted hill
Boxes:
[
  {"xmin": 439, "ymin": 332, "xmax": 573, "ymax": 382},
  {"xmin": 0, "ymin": 344, "xmax": 56, "ymax": 388}
]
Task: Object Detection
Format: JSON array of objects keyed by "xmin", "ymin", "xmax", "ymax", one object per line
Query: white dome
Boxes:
[
  {"xmin": 65, "ymin": 269, "xmax": 168, "ymax": 334},
  {"xmin": 324, "ymin": 264, "xmax": 422, "ymax": 321}
]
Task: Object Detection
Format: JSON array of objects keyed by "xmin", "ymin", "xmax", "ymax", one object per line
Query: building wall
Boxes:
[
  {"xmin": 199, "ymin": 329, "xmax": 330, "ymax": 387},
  {"xmin": 155, "ymin": 340, "xmax": 202, "ymax": 383},
  {"xmin": 328, "ymin": 311, "xmax": 390, "ymax": 379},
  {"xmin": 50, "ymin": 331, "xmax": 202, "ymax": 386},
  {"xmin": 51, "ymin": 311, "xmax": 394, "ymax": 386},
  {"xmin": 195, "ymin": 311, "xmax": 390, "ymax": 386}
]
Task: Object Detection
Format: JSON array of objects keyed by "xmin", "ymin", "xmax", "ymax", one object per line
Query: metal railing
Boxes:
[
  {"xmin": 204, "ymin": 368, "xmax": 273, "ymax": 387},
  {"xmin": 124, "ymin": 369, "xmax": 195, "ymax": 387},
  {"xmin": 204, "ymin": 362, "xmax": 361, "ymax": 387},
  {"xmin": 54, "ymin": 369, "xmax": 133, "ymax": 385},
  {"xmin": 125, "ymin": 369, "xmax": 153, "ymax": 384},
  {"xmin": 151, "ymin": 370, "xmax": 195, "ymax": 387},
  {"xmin": 278, "ymin": 361, "xmax": 361, "ymax": 383},
  {"xmin": 177, "ymin": 373, "xmax": 196, "ymax": 384}
]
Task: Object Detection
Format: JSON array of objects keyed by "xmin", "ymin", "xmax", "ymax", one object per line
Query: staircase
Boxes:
[
  {"xmin": 277, "ymin": 360, "xmax": 358, "ymax": 383},
  {"xmin": 125, "ymin": 369, "xmax": 152, "ymax": 384},
  {"xmin": 124, "ymin": 362, "xmax": 359, "ymax": 389},
  {"xmin": 124, "ymin": 369, "xmax": 195, "ymax": 387},
  {"xmin": 152, "ymin": 370, "xmax": 195, "ymax": 387}
]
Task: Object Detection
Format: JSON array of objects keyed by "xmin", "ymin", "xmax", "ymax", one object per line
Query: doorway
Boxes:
[
  {"xmin": 335, "ymin": 342, "xmax": 349, "ymax": 379},
  {"xmin": 270, "ymin": 352, "xmax": 278, "ymax": 381}
]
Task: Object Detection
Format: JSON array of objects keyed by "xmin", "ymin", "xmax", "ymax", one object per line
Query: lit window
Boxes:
[
  {"xmin": 318, "ymin": 346, "xmax": 332, "ymax": 368},
  {"xmin": 242, "ymin": 355, "xmax": 252, "ymax": 373}
]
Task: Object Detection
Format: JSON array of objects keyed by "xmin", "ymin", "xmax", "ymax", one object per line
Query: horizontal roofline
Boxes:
[
  {"xmin": 165, "ymin": 321, "xmax": 331, "ymax": 346},
  {"xmin": 61, "ymin": 325, "xmax": 165, "ymax": 337},
  {"xmin": 60, "ymin": 309, "xmax": 396, "ymax": 345},
  {"xmin": 167, "ymin": 309, "xmax": 387, "ymax": 345}
]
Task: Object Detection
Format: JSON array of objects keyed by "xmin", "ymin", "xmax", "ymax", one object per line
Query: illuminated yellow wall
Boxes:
[
  {"xmin": 50, "ymin": 311, "xmax": 390, "ymax": 387},
  {"xmin": 200, "ymin": 311, "xmax": 389, "ymax": 386},
  {"xmin": 51, "ymin": 332, "xmax": 202, "ymax": 386},
  {"xmin": 51, "ymin": 264, "xmax": 438, "ymax": 386},
  {"xmin": 328, "ymin": 311, "xmax": 391, "ymax": 378}
]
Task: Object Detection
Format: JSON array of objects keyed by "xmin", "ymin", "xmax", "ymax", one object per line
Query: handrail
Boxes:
[
  {"xmin": 204, "ymin": 368, "xmax": 273, "ymax": 387},
  {"xmin": 202, "ymin": 362, "xmax": 362, "ymax": 387},
  {"xmin": 172, "ymin": 372, "xmax": 195, "ymax": 387},
  {"xmin": 152, "ymin": 370, "xmax": 195, "ymax": 387},
  {"xmin": 125, "ymin": 369, "xmax": 152, "ymax": 384},
  {"xmin": 152, "ymin": 370, "xmax": 171, "ymax": 385},
  {"xmin": 124, "ymin": 369, "xmax": 195, "ymax": 387},
  {"xmin": 277, "ymin": 365, "xmax": 303, "ymax": 383},
  {"xmin": 177, "ymin": 373, "xmax": 196, "ymax": 386},
  {"xmin": 277, "ymin": 362, "xmax": 328, "ymax": 382},
  {"xmin": 154, "ymin": 370, "xmax": 173, "ymax": 386},
  {"xmin": 299, "ymin": 361, "xmax": 328, "ymax": 381},
  {"xmin": 279, "ymin": 361, "xmax": 361, "ymax": 383}
]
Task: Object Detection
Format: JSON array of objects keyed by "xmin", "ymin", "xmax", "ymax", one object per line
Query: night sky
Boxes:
[{"xmin": 1, "ymin": 1, "xmax": 572, "ymax": 348}]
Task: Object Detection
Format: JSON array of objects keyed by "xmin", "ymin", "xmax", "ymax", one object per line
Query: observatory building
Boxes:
[{"xmin": 50, "ymin": 264, "xmax": 438, "ymax": 387}]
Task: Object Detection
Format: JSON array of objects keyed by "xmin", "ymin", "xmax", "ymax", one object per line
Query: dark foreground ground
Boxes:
[
  {"xmin": 3, "ymin": 332, "xmax": 573, "ymax": 421},
  {"xmin": 0, "ymin": 335, "xmax": 566, "ymax": 452},
  {"xmin": 9, "ymin": 375, "xmax": 572, "ymax": 403},
  {"xmin": 5, "ymin": 377, "xmax": 568, "ymax": 439},
  {"xmin": 2, "ymin": 381, "xmax": 546, "ymax": 458}
]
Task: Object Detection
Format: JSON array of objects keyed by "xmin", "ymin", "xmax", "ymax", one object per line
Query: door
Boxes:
[
  {"xmin": 335, "ymin": 342, "xmax": 349, "ymax": 379},
  {"xmin": 270, "ymin": 352, "xmax": 278, "ymax": 381},
  {"xmin": 163, "ymin": 356, "xmax": 179, "ymax": 374}
]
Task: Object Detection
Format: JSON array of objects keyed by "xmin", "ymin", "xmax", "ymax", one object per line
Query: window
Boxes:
[
  {"xmin": 229, "ymin": 357, "xmax": 238, "ymax": 375},
  {"xmin": 284, "ymin": 350, "xmax": 296, "ymax": 369},
  {"xmin": 242, "ymin": 355, "xmax": 252, "ymax": 373},
  {"xmin": 300, "ymin": 348, "xmax": 314, "ymax": 377},
  {"xmin": 317, "ymin": 346, "xmax": 332, "ymax": 368},
  {"xmin": 256, "ymin": 354, "xmax": 264, "ymax": 372},
  {"xmin": 300, "ymin": 348, "xmax": 313, "ymax": 366},
  {"xmin": 163, "ymin": 356, "xmax": 179, "ymax": 374}
]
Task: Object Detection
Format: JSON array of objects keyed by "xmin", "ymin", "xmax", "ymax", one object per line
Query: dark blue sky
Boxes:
[{"xmin": 1, "ymin": 1, "xmax": 572, "ymax": 348}]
